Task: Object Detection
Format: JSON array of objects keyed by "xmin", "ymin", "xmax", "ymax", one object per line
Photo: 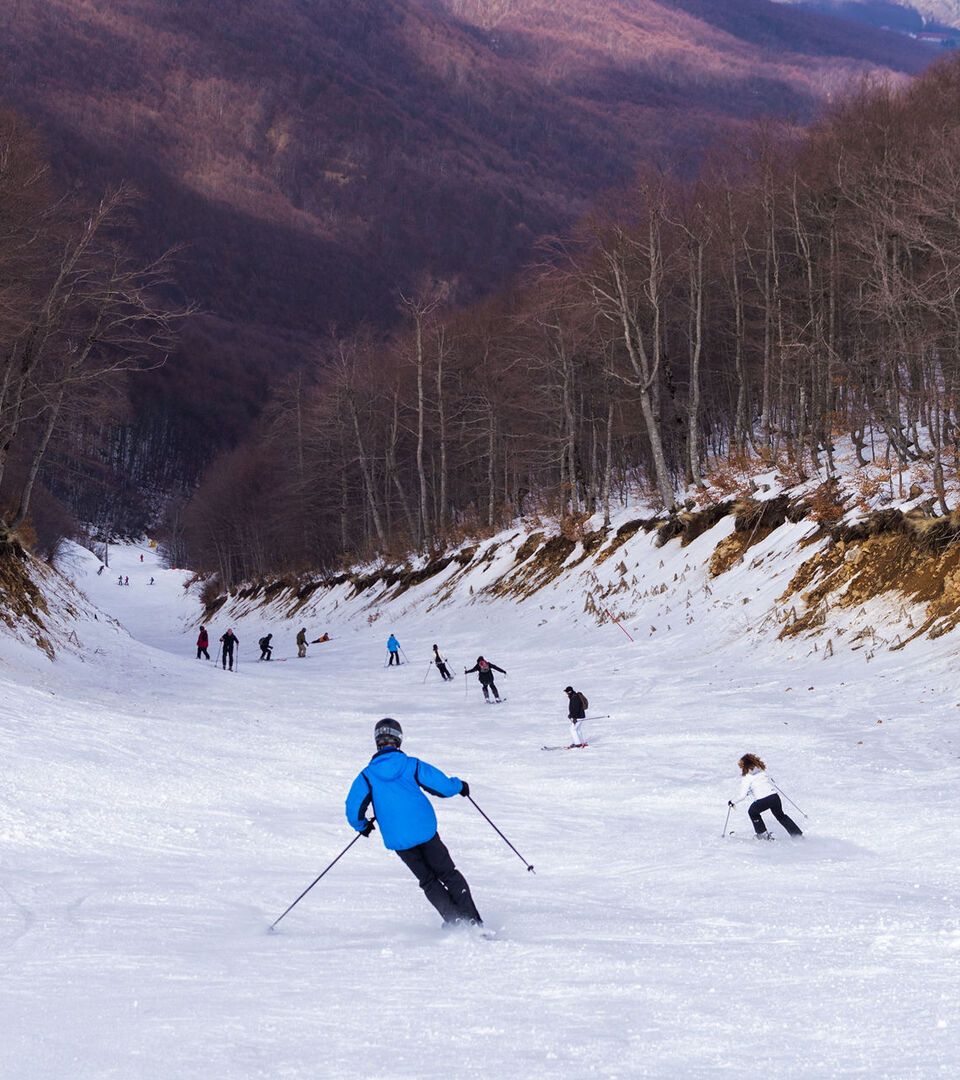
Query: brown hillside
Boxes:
[{"xmin": 0, "ymin": 0, "xmax": 935, "ymax": 492}]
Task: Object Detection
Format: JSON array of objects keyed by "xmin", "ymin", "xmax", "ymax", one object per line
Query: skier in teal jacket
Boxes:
[{"xmin": 345, "ymin": 718, "xmax": 482, "ymax": 926}]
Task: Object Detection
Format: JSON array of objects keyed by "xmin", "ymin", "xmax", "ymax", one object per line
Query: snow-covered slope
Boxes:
[{"xmin": 1, "ymin": 533, "xmax": 958, "ymax": 1078}]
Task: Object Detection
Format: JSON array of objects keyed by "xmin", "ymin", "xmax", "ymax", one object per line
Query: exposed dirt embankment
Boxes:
[
  {"xmin": 779, "ymin": 506, "xmax": 960, "ymax": 646},
  {"xmin": 0, "ymin": 536, "xmax": 55, "ymax": 657},
  {"xmin": 201, "ymin": 486, "xmax": 960, "ymax": 655}
]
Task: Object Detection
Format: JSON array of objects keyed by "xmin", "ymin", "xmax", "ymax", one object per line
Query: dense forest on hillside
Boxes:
[
  {"xmin": 0, "ymin": 0, "xmax": 932, "ymax": 510},
  {"xmin": 179, "ymin": 56, "xmax": 960, "ymax": 586}
]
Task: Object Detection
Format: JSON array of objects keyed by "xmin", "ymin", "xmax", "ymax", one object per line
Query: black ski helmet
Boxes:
[
  {"xmin": 564, "ymin": 686, "xmax": 574, "ymax": 694},
  {"xmin": 375, "ymin": 718, "xmax": 403, "ymax": 748}
]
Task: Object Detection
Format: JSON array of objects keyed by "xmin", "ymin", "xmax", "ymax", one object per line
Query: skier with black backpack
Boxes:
[
  {"xmin": 464, "ymin": 656, "xmax": 505, "ymax": 702},
  {"xmin": 564, "ymin": 686, "xmax": 589, "ymax": 747},
  {"xmin": 258, "ymin": 634, "xmax": 273, "ymax": 661},
  {"xmin": 345, "ymin": 719, "xmax": 482, "ymax": 928}
]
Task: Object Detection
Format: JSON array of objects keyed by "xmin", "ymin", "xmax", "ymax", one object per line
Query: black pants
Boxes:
[
  {"xmin": 388, "ymin": 651, "xmax": 400, "ymax": 666},
  {"xmin": 260, "ymin": 647, "xmax": 272, "ymax": 661},
  {"xmin": 480, "ymin": 677, "xmax": 500, "ymax": 700},
  {"xmin": 197, "ymin": 646, "xmax": 209, "ymax": 660},
  {"xmin": 749, "ymin": 794, "xmax": 802, "ymax": 837},
  {"xmin": 436, "ymin": 660, "xmax": 452, "ymax": 681},
  {"xmin": 222, "ymin": 649, "xmax": 234, "ymax": 671},
  {"xmin": 396, "ymin": 833, "xmax": 482, "ymax": 925}
]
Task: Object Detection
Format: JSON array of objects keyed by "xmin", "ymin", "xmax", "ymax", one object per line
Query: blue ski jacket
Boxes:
[
  {"xmin": 345, "ymin": 748, "xmax": 464, "ymax": 851},
  {"xmin": 387, "ymin": 635, "xmax": 400, "ymax": 653}
]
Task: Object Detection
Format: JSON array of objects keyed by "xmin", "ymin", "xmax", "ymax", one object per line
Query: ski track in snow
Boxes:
[{"xmin": 1, "ymin": 540, "xmax": 958, "ymax": 1079}]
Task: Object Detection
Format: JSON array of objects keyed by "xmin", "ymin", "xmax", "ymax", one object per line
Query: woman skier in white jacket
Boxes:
[{"xmin": 728, "ymin": 753, "xmax": 803, "ymax": 839}]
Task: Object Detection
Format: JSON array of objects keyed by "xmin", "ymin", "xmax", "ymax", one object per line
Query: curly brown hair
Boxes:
[{"xmin": 738, "ymin": 753, "xmax": 766, "ymax": 776}]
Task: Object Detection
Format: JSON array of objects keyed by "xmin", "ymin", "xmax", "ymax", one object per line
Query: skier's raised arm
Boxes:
[{"xmin": 412, "ymin": 758, "xmax": 466, "ymax": 799}]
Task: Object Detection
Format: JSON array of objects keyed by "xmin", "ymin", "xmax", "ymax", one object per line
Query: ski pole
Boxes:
[
  {"xmin": 215, "ymin": 644, "xmax": 222, "ymax": 668},
  {"xmin": 605, "ymin": 608, "xmax": 635, "ymax": 642},
  {"xmin": 583, "ymin": 715, "xmax": 610, "ymax": 720},
  {"xmin": 467, "ymin": 795, "xmax": 535, "ymax": 874},
  {"xmin": 422, "ymin": 661, "xmax": 433, "ymax": 684},
  {"xmin": 234, "ymin": 644, "xmax": 239, "ymax": 672},
  {"xmin": 722, "ymin": 803, "xmax": 732, "ymax": 838},
  {"xmin": 464, "ymin": 671, "xmax": 468, "ymax": 698},
  {"xmin": 268, "ymin": 832, "xmax": 365, "ymax": 931},
  {"xmin": 769, "ymin": 779, "xmax": 808, "ymax": 819},
  {"xmin": 399, "ymin": 647, "xmax": 410, "ymax": 665}
]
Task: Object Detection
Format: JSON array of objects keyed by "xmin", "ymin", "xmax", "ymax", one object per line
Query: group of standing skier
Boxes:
[
  {"xmin": 194, "ymin": 627, "xmax": 239, "ymax": 670},
  {"xmin": 196, "ymin": 626, "xmax": 329, "ymax": 668}
]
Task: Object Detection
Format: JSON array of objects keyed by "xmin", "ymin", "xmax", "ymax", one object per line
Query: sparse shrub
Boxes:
[
  {"xmin": 199, "ymin": 576, "xmax": 224, "ymax": 610},
  {"xmin": 560, "ymin": 511, "xmax": 591, "ymax": 542},
  {"xmin": 807, "ymin": 482, "xmax": 846, "ymax": 526}
]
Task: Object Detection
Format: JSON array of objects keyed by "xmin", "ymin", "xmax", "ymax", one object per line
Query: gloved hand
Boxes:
[
  {"xmin": 459, "ymin": 781, "xmax": 470, "ymax": 798},
  {"xmin": 361, "ymin": 820, "xmax": 376, "ymax": 837},
  {"xmin": 727, "ymin": 800, "xmax": 735, "ymax": 808}
]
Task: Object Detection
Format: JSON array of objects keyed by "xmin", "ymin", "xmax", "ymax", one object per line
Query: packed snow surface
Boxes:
[{"xmin": 1, "ymin": 540, "xmax": 959, "ymax": 1079}]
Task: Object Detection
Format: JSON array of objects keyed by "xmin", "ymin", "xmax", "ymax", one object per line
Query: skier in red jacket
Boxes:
[{"xmin": 196, "ymin": 626, "xmax": 210, "ymax": 660}]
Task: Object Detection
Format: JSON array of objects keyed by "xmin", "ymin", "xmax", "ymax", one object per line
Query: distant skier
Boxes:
[
  {"xmin": 432, "ymin": 644, "xmax": 453, "ymax": 681},
  {"xmin": 728, "ymin": 753, "xmax": 802, "ymax": 840},
  {"xmin": 117, "ymin": 575, "xmax": 123, "ymax": 586},
  {"xmin": 220, "ymin": 629, "xmax": 239, "ymax": 671},
  {"xmin": 465, "ymin": 656, "xmax": 505, "ymax": 702},
  {"xmin": 259, "ymin": 633, "xmax": 273, "ymax": 661},
  {"xmin": 196, "ymin": 626, "xmax": 210, "ymax": 660},
  {"xmin": 96, "ymin": 565, "xmax": 104, "ymax": 577},
  {"xmin": 139, "ymin": 554, "xmax": 144, "ymax": 562},
  {"xmin": 296, "ymin": 628, "xmax": 308, "ymax": 658},
  {"xmin": 564, "ymin": 686, "xmax": 589, "ymax": 747},
  {"xmin": 124, "ymin": 575, "xmax": 129, "ymax": 586},
  {"xmin": 387, "ymin": 633, "xmax": 401, "ymax": 666},
  {"xmin": 311, "ymin": 632, "xmax": 331, "ymax": 644},
  {"xmin": 345, "ymin": 719, "xmax": 481, "ymax": 927},
  {"xmin": 149, "ymin": 576, "xmax": 155, "ymax": 585}
]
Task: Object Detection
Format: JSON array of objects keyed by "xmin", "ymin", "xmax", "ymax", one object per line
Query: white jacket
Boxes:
[{"xmin": 734, "ymin": 768, "xmax": 776, "ymax": 804}]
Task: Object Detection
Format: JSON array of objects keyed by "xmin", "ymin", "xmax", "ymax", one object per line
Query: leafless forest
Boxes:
[
  {"xmin": 0, "ymin": 111, "xmax": 186, "ymax": 555},
  {"xmin": 180, "ymin": 59, "xmax": 960, "ymax": 584}
]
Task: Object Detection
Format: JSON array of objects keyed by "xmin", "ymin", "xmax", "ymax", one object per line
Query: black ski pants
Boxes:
[
  {"xmin": 260, "ymin": 647, "xmax": 272, "ymax": 661},
  {"xmin": 436, "ymin": 659, "xmax": 452, "ymax": 681},
  {"xmin": 222, "ymin": 648, "xmax": 234, "ymax": 671},
  {"xmin": 197, "ymin": 646, "xmax": 210, "ymax": 660},
  {"xmin": 748, "ymin": 794, "xmax": 802, "ymax": 837},
  {"xmin": 388, "ymin": 651, "xmax": 400, "ymax": 666},
  {"xmin": 396, "ymin": 833, "xmax": 482, "ymax": 925},
  {"xmin": 479, "ymin": 675, "xmax": 500, "ymax": 700}
]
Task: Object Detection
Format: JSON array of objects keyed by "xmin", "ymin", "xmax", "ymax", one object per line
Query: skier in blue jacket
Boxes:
[
  {"xmin": 386, "ymin": 633, "xmax": 401, "ymax": 666},
  {"xmin": 345, "ymin": 718, "xmax": 482, "ymax": 926}
]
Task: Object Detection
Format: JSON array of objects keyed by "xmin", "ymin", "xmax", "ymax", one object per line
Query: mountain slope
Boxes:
[
  {"xmin": 0, "ymin": 0, "xmax": 937, "ymax": 494},
  {"xmin": 1, "ymin": 521, "xmax": 958, "ymax": 1076},
  {"xmin": 775, "ymin": 0, "xmax": 960, "ymax": 31}
]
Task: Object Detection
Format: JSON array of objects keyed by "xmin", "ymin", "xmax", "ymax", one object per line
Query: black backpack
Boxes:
[{"xmin": 577, "ymin": 691, "xmax": 589, "ymax": 711}]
